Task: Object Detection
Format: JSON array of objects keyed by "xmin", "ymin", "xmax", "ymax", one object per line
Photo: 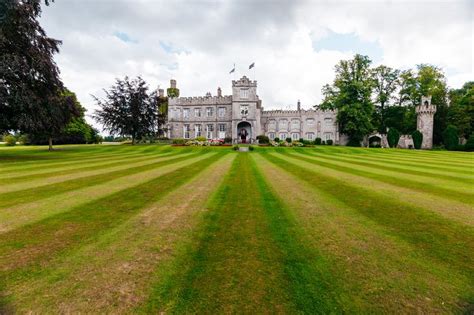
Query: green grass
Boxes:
[{"xmin": 0, "ymin": 144, "xmax": 472, "ymax": 313}]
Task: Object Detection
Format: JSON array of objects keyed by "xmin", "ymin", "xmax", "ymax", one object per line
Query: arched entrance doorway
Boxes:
[
  {"xmin": 237, "ymin": 121, "xmax": 252, "ymax": 143},
  {"xmin": 368, "ymin": 135, "xmax": 382, "ymax": 148}
]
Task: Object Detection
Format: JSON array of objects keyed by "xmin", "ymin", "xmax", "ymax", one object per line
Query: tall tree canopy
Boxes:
[
  {"xmin": 93, "ymin": 76, "xmax": 158, "ymax": 144},
  {"xmin": 320, "ymin": 54, "xmax": 375, "ymax": 145},
  {"xmin": 0, "ymin": 0, "xmax": 79, "ymax": 149},
  {"xmin": 371, "ymin": 65, "xmax": 400, "ymax": 133},
  {"xmin": 448, "ymin": 81, "xmax": 474, "ymax": 139}
]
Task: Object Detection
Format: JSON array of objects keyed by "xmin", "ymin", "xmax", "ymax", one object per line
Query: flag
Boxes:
[
  {"xmin": 229, "ymin": 64, "xmax": 235, "ymax": 74},
  {"xmin": 249, "ymin": 62, "xmax": 255, "ymax": 69}
]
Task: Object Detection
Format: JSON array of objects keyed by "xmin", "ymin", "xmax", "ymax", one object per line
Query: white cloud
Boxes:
[{"xmin": 39, "ymin": 0, "xmax": 473, "ymax": 129}]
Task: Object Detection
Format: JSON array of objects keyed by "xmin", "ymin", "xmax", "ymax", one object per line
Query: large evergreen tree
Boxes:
[
  {"xmin": 320, "ymin": 54, "xmax": 375, "ymax": 145},
  {"xmin": 93, "ymin": 77, "xmax": 157, "ymax": 144},
  {"xmin": 0, "ymin": 0, "xmax": 79, "ymax": 150}
]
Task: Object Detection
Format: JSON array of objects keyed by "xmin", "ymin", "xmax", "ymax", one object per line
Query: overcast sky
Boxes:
[{"xmin": 40, "ymin": 0, "xmax": 473, "ymax": 127}]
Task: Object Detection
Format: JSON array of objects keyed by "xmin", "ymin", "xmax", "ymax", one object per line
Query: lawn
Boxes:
[{"xmin": 0, "ymin": 144, "xmax": 472, "ymax": 313}]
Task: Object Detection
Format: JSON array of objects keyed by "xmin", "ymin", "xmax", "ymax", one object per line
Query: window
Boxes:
[
  {"xmin": 306, "ymin": 132, "xmax": 314, "ymax": 140},
  {"xmin": 279, "ymin": 119, "xmax": 287, "ymax": 130},
  {"xmin": 306, "ymin": 118, "xmax": 314, "ymax": 125},
  {"xmin": 280, "ymin": 133, "xmax": 287, "ymax": 140},
  {"xmin": 206, "ymin": 107, "xmax": 213, "ymax": 117},
  {"xmin": 240, "ymin": 104, "xmax": 249, "ymax": 116},
  {"xmin": 195, "ymin": 124, "xmax": 202, "ymax": 137},
  {"xmin": 206, "ymin": 124, "xmax": 214, "ymax": 139},
  {"xmin": 218, "ymin": 107, "xmax": 226, "ymax": 117},
  {"xmin": 268, "ymin": 120, "xmax": 276, "ymax": 129},
  {"xmin": 324, "ymin": 118, "xmax": 333, "ymax": 126},
  {"xmin": 268, "ymin": 132, "xmax": 275, "ymax": 140},
  {"xmin": 194, "ymin": 108, "xmax": 201, "ymax": 117},
  {"xmin": 218, "ymin": 124, "xmax": 226, "ymax": 139},
  {"xmin": 183, "ymin": 108, "xmax": 190, "ymax": 119},
  {"xmin": 324, "ymin": 132, "xmax": 333, "ymax": 140},
  {"xmin": 292, "ymin": 120, "xmax": 300, "ymax": 129},
  {"xmin": 240, "ymin": 88, "xmax": 249, "ymax": 99},
  {"xmin": 292, "ymin": 133, "xmax": 299, "ymax": 140},
  {"xmin": 183, "ymin": 124, "xmax": 190, "ymax": 139}
]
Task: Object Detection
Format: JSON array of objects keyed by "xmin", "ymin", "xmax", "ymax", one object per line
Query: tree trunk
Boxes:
[
  {"xmin": 131, "ymin": 136, "xmax": 135, "ymax": 145},
  {"xmin": 48, "ymin": 136, "xmax": 53, "ymax": 151}
]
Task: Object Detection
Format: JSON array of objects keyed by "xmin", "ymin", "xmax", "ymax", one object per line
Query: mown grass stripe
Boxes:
[
  {"xmin": 0, "ymin": 150, "xmax": 200, "ymax": 208},
  {"xmin": 295, "ymin": 148, "xmax": 473, "ymax": 184},
  {"xmin": 279, "ymin": 150, "xmax": 473, "ymax": 204},
  {"xmin": 260, "ymin": 151, "xmax": 474, "ymax": 276},
  {"xmin": 0, "ymin": 152, "xmax": 227, "ymax": 285},
  {"xmin": 146, "ymin": 153, "xmax": 347, "ymax": 313}
]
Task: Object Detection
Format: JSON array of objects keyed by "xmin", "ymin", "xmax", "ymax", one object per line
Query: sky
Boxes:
[{"xmin": 39, "ymin": 0, "xmax": 473, "ymax": 127}]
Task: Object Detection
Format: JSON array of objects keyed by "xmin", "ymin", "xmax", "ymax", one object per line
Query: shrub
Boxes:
[
  {"xmin": 3, "ymin": 134, "xmax": 16, "ymax": 146},
  {"xmin": 314, "ymin": 137, "xmax": 322, "ymax": 145},
  {"xmin": 412, "ymin": 130, "xmax": 423, "ymax": 149},
  {"xmin": 346, "ymin": 138, "xmax": 361, "ymax": 147},
  {"xmin": 224, "ymin": 137, "xmax": 232, "ymax": 144},
  {"xmin": 465, "ymin": 134, "xmax": 474, "ymax": 152},
  {"xmin": 256, "ymin": 135, "xmax": 270, "ymax": 144},
  {"xmin": 172, "ymin": 138, "xmax": 186, "ymax": 145},
  {"xmin": 249, "ymin": 145, "xmax": 254, "ymax": 151},
  {"xmin": 326, "ymin": 139, "xmax": 333, "ymax": 145},
  {"xmin": 233, "ymin": 145, "xmax": 239, "ymax": 151},
  {"xmin": 321, "ymin": 140, "xmax": 326, "ymax": 145},
  {"xmin": 196, "ymin": 136, "xmax": 207, "ymax": 142},
  {"xmin": 299, "ymin": 138, "xmax": 304, "ymax": 143},
  {"xmin": 274, "ymin": 137, "xmax": 280, "ymax": 143},
  {"xmin": 387, "ymin": 128, "xmax": 400, "ymax": 148},
  {"xmin": 443, "ymin": 125, "xmax": 459, "ymax": 151},
  {"xmin": 285, "ymin": 137, "xmax": 292, "ymax": 143},
  {"xmin": 18, "ymin": 134, "xmax": 29, "ymax": 145}
]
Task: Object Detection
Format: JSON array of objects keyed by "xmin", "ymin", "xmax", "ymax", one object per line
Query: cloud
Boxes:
[{"xmin": 39, "ymin": 0, "xmax": 473, "ymax": 130}]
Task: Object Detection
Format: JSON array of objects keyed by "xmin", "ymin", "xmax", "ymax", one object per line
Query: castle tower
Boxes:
[{"xmin": 416, "ymin": 96, "xmax": 437, "ymax": 149}]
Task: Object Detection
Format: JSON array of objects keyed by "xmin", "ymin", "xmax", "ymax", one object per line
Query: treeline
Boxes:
[{"xmin": 320, "ymin": 54, "xmax": 473, "ymax": 150}]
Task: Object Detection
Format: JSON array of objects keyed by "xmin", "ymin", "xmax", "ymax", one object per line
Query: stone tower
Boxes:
[{"xmin": 416, "ymin": 96, "xmax": 437, "ymax": 149}]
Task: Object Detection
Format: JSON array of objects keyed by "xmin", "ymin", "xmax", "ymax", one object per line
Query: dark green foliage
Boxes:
[
  {"xmin": 257, "ymin": 135, "xmax": 270, "ymax": 144},
  {"xmin": 442, "ymin": 125, "xmax": 459, "ymax": 151},
  {"xmin": 224, "ymin": 137, "xmax": 232, "ymax": 144},
  {"xmin": 321, "ymin": 140, "xmax": 326, "ymax": 145},
  {"xmin": 346, "ymin": 138, "xmax": 361, "ymax": 147},
  {"xmin": 326, "ymin": 139, "xmax": 333, "ymax": 145},
  {"xmin": 384, "ymin": 106, "xmax": 417, "ymax": 135},
  {"xmin": 274, "ymin": 137, "xmax": 280, "ymax": 143},
  {"xmin": 387, "ymin": 128, "xmax": 400, "ymax": 148},
  {"xmin": 465, "ymin": 134, "xmax": 474, "ymax": 152},
  {"xmin": 371, "ymin": 65, "xmax": 400, "ymax": 133},
  {"xmin": 314, "ymin": 138, "xmax": 322, "ymax": 145},
  {"xmin": 248, "ymin": 145, "xmax": 254, "ymax": 151},
  {"xmin": 286, "ymin": 137, "xmax": 292, "ymax": 143},
  {"xmin": 233, "ymin": 145, "xmax": 239, "ymax": 151},
  {"xmin": 3, "ymin": 134, "xmax": 16, "ymax": 146},
  {"xmin": 412, "ymin": 130, "xmax": 423, "ymax": 149},
  {"xmin": 172, "ymin": 138, "xmax": 186, "ymax": 145},
  {"xmin": 167, "ymin": 87, "xmax": 180, "ymax": 98},
  {"xmin": 447, "ymin": 82, "xmax": 474, "ymax": 139},
  {"xmin": 93, "ymin": 77, "xmax": 157, "ymax": 145}
]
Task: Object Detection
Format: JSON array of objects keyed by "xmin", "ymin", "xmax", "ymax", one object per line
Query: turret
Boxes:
[
  {"xmin": 217, "ymin": 87, "xmax": 222, "ymax": 97},
  {"xmin": 297, "ymin": 100, "xmax": 301, "ymax": 111},
  {"xmin": 167, "ymin": 79, "xmax": 180, "ymax": 97},
  {"xmin": 416, "ymin": 95, "xmax": 437, "ymax": 149}
]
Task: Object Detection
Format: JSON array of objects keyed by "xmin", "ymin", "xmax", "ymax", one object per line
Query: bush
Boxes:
[
  {"xmin": 249, "ymin": 145, "xmax": 254, "ymax": 151},
  {"xmin": 285, "ymin": 137, "xmax": 292, "ymax": 143},
  {"xmin": 346, "ymin": 138, "xmax": 361, "ymax": 147},
  {"xmin": 326, "ymin": 139, "xmax": 333, "ymax": 145},
  {"xmin": 465, "ymin": 134, "xmax": 474, "ymax": 152},
  {"xmin": 196, "ymin": 136, "xmax": 207, "ymax": 142},
  {"xmin": 18, "ymin": 134, "xmax": 29, "ymax": 145},
  {"xmin": 443, "ymin": 125, "xmax": 459, "ymax": 151},
  {"xmin": 3, "ymin": 134, "xmax": 16, "ymax": 146},
  {"xmin": 274, "ymin": 137, "xmax": 280, "ymax": 143},
  {"xmin": 172, "ymin": 138, "xmax": 186, "ymax": 145},
  {"xmin": 314, "ymin": 137, "xmax": 322, "ymax": 145},
  {"xmin": 412, "ymin": 130, "xmax": 423, "ymax": 149},
  {"xmin": 387, "ymin": 128, "xmax": 400, "ymax": 148},
  {"xmin": 321, "ymin": 140, "xmax": 326, "ymax": 145},
  {"xmin": 256, "ymin": 135, "xmax": 270, "ymax": 144},
  {"xmin": 224, "ymin": 137, "xmax": 232, "ymax": 144},
  {"xmin": 233, "ymin": 145, "xmax": 239, "ymax": 151}
]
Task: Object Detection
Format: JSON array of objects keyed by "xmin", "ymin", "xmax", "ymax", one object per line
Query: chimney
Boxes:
[
  {"xmin": 297, "ymin": 100, "xmax": 301, "ymax": 111},
  {"xmin": 158, "ymin": 89, "xmax": 164, "ymax": 97},
  {"xmin": 217, "ymin": 87, "xmax": 222, "ymax": 97},
  {"xmin": 170, "ymin": 79, "xmax": 176, "ymax": 89}
]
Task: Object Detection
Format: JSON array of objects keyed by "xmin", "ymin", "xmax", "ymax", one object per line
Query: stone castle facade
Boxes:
[{"xmin": 167, "ymin": 76, "xmax": 342, "ymax": 144}]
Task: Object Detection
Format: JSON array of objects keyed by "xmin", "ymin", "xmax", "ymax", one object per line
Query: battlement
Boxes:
[
  {"xmin": 169, "ymin": 95, "xmax": 233, "ymax": 106},
  {"xmin": 416, "ymin": 95, "xmax": 437, "ymax": 114},
  {"xmin": 262, "ymin": 108, "xmax": 336, "ymax": 117},
  {"xmin": 232, "ymin": 76, "xmax": 257, "ymax": 87}
]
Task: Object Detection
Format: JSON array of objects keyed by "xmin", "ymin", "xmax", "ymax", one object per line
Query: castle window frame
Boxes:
[
  {"xmin": 306, "ymin": 132, "xmax": 314, "ymax": 140},
  {"xmin": 240, "ymin": 88, "xmax": 249, "ymax": 99},
  {"xmin": 206, "ymin": 124, "xmax": 214, "ymax": 139},
  {"xmin": 240, "ymin": 104, "xmax": 249, "ymax": 116},
  {"xmin": 194, "ymin": 108, "xmax": 201, "ymax": 117},
  {"xmin": 183, "ymin": 124, "xmax": 190, "ymax": 139},
  {"xmin": 324, "ymin": 132, "xmax": 333, "ymax": 140},
  {"xmin": 292, "ymin": 132, "xmax": 299, "ymax": 141},
  {"xmin": 280, "ymin": 133, "xmax": 287, "ymax": 140},
  {"xmin": 195, "ymin": 124, "xmax": 202, "ymax": 137},
  {"xmin": 183, "ymin": 108, "xmax": 190, "ymax": 119},
  {"xmin": 306, "ymin": 118, "xmax": 314, "ymax": 125},
  {"xmin": 292, "ymin": 120, "xmax": 300, "ymax": 128},
  {"xmin": 218, "ymin": 107, "xmax": 226, "ymax": 117},
  {"xmin": 218, "ymin": 124, "xmax": 226, "ymax": 139},
  {"xmin": 268, "ymin": 132, "xmax": 275, "ymax": 140},
  {"xmin": 279, "ymin": 119, "xmax": 288, "ymax": 130},
  {"xmin": 206, "ymin": 107, "xmax": 214, "ymax": 117},
  {"xmin": 324, "ymin": 118, "xmax": 333, "ymax": 126}
]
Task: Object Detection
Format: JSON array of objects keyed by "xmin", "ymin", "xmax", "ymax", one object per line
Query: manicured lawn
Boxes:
[{"xmin": 0, "ymin": 144, "xmax": 472, "ymax": 313}]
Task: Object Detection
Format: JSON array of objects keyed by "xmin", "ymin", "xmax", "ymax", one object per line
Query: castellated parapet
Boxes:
[
  {"xmin": 262, "ymin": 108, "xmax": 336, "ymax": 117},
  {"xmin": 416, "ymin": 95, "xmax": 437, "ymax": 149},
  {"xmin": 232, "ymin": 76, "xmax": 257, "ymax": 87},
  {"xmin": 168, "ymin": 95, "xmax": 233, "ymax": 106}
]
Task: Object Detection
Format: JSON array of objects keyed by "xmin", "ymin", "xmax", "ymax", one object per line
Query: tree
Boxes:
[
  {"xmin": 448, "ymin": 82, "xmax": 474, "ymax": 139},
  {"xmin": 443, "ymin": 125, "xmax": 459, "ymax": 151},
  {"xmin": 320, "ymin": 54, "xmax": 375, "ymax": 145},
  {"xmin": 371, "ymin": 65, "xmax": 400, "ymax": 133},
  {"xmin": 412, "ymin": 130, "xmax": 423, "ymax": 149},
  {"xmin": 93, "ymin": 77, "xmax": 157, "ymax": 144},
  {"xmin": 387, "ymin": 128, "xmax": 400, "ymax": 148},
  {"xmin": 384, "ymin": 106, "xmax": 417, "ymax": 135},
  {"xmin": 394, "ymin": 70, "xmax": 417, "ymax": 107},
  {"xmin": 0, "ymin": 0, "xmax": 78, "ymax": 150}
]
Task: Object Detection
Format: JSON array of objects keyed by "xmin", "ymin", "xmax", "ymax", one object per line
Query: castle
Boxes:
[
  {"xmin": 166, "ymin": 76, "xmax": 343, "ymax": 144},
  {"xmin": 165, "ymin": 76, "xmax": 436, "ymax": 148}
]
